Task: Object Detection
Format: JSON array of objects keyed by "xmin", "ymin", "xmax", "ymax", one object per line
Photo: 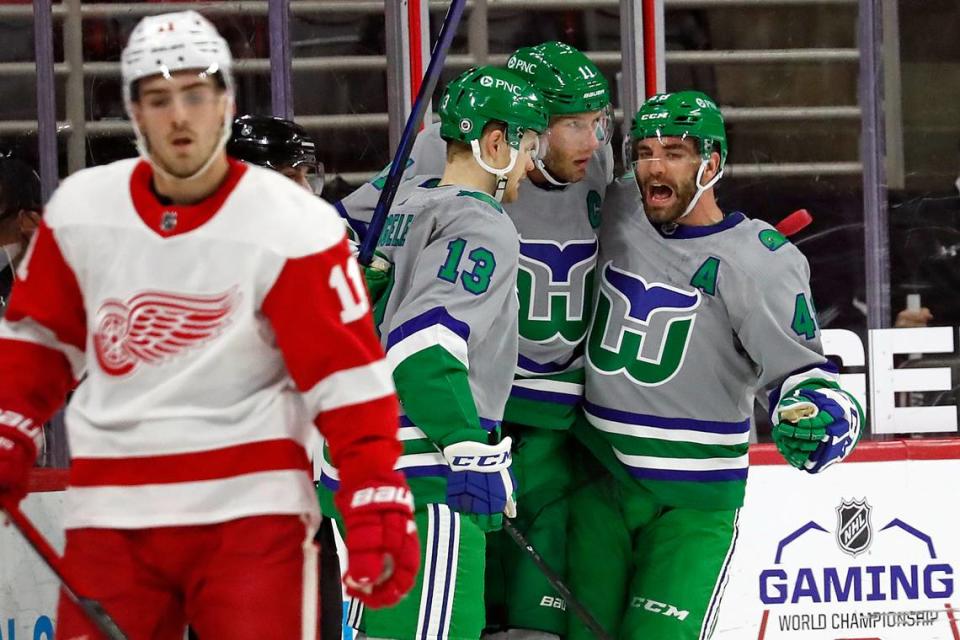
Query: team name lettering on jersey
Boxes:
[
  {"xmin": 517, "ymin": 238, "xmax": 597, "ymax": 344},
  {"xmin": 94, "ymin": 288, "xmax": 240, "ymax": 376},
  {"xmin": 587, "ymin": 263, "xmax": 701, "ymax": 386}
]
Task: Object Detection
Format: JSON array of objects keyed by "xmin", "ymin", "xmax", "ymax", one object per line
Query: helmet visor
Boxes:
[{"xmin": 630, "ymin": 133, "xmax": 701, "ymax": 171}]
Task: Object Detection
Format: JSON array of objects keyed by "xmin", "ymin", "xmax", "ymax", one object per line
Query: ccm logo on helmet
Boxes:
[
  {"xmin": 479, "ymin": 75, "xmax": 525, "ymax": 96},
  {"xmin": 507, "ymin": 58, "xmax": 537, "ymax": 74},
  {"xmin": 639, "ymin": 112, "xmax": 670, "ymax": 121},
  {"xmin": 449, "ymin": 451, "xmax": 510, "ymax": 468}
]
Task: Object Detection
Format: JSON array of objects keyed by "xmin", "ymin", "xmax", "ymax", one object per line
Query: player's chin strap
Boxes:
[
  {"xmin": 470, "ymin": 140, "xmax": 519, "ymax": 202},
  {"xmin": 532, "ymin": 156, "xmax": 570, "ymax": 187},
  {"xmin": 677, "ymin": 157, "xmax": 724, "ymax": 221},
  {"xmin": 131, "ymin": 92, "xmax": 235, "ymax": 184}
]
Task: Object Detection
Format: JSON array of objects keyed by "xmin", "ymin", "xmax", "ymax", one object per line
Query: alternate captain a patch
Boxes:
[{"xmin": 587, "ymin": 262, "xmax": 701, "ymax": 386}]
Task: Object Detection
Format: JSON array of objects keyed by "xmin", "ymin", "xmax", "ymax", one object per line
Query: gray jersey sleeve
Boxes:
[
  {"xmin": 384, "ymin": 194, "xmax": 519, "ymax": 446},
  {"xmin": 335, "ymin": 122, "xmax": 447, "ymax": 239},
  {"xmin": 726, "ymin": 238, "xmax": 827, "ymax": 392}
]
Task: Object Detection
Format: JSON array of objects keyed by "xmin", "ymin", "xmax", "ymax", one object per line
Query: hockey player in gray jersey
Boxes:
[
  {"xmin": 567, "ymin": 91, "xmax": 864, "ymax": 640},
  {"xmin": 318, "ymin": 66, "xmax": 548, "ymax": 640},
  {"xmin": 337, "ymin": 42, "xmax": 613, "ymax": 640}
]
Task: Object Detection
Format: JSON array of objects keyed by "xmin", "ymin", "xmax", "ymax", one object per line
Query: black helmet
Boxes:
[
  {"xmin": 227, "ymin": 115, "xmax": 323, "ymax": 191},
  {"xmin": 0, "ymin": 155, "xmax": 41, "ymax": 219}
]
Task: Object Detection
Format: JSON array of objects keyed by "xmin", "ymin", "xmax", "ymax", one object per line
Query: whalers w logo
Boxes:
[
  {"xmin": 836, "ymin": 498, "xmax": 873, "ymax": 557},
  {"xmin": 517, "ymin": 237, "xmax": 597, "ymax": 344},
  {"xmin": 588, "ymin": 262, "xmax": 701, "ymax": 386}
]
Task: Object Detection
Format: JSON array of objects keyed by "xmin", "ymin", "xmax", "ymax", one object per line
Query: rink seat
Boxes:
[{"xmin": 4, "ymin": 439, "xmax": 960, "ymax": 640}]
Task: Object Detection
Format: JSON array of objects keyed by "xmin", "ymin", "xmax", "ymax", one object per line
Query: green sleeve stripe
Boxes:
[{"xmin": 393, "ymin": 343, "xmax": 485, "ymax": 448}]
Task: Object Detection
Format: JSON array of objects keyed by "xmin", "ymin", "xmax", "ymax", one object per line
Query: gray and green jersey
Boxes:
[
  {"xmin": 336, "ymin": 122, "xmax": 614, "ymax": 430},
  {"xmin": 321, "ymin": 182, "xmax": 520, "ymax": 505},
  {"xmin": 584, "ymin": 176, "xmax": 833, "ymax": 510}
]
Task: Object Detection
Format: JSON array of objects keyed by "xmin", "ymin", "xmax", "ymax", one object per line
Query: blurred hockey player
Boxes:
[
  {"xmin": 226, "ymin": 112, "xmax": 343, "ymax": 640},
  {"xmin": 0, "ymin": 155, "xmax": 42, "ymax": 313},
  {"xmin": 568, "ymin": 91, "xmax": 864, "ymax": 640},
  {"xmin": 336, "ymin": 42, "xmax": 614, "ymax": 640},
  {"xmin": 316, "ymin": 66, "xmax": 548, "ymax": 640},
  {"xmin": 0, "ymin": 11, "xmax": 418, "ymax": 639},
  {"xmin": 227, "ymin": 114, "xmax": 324, "ymax": 194}
]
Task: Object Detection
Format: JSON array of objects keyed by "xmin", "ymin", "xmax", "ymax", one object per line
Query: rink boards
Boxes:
[{"xmin": 2, "ymin": 440, "xmax": 960, "ymax": 640}]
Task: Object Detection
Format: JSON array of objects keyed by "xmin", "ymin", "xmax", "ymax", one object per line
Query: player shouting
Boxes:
[{"xmin": 569, "ymin": 90, "xmax": 864, "ymax": 640}]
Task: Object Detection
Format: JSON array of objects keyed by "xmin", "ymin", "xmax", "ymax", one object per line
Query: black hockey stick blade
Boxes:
[
  {"xmin": 358, "ymin": 0, "xmax": 467, "ymax": 266},
  {"xmin": 2, "ymin": 500, "xmax": 129, "ymax": 640},
  {"xmin": 503, "ymin": 519, "xmax": 613, "ymax": 640}
]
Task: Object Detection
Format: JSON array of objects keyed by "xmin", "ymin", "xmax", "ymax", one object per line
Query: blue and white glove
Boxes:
[
  {"xmin": 442, "ymin": 437, "xmax": 516, "ymax": 518},
  {"xmin": 772, "ymin": 386, "xmax": 863, "ymax": 473}
]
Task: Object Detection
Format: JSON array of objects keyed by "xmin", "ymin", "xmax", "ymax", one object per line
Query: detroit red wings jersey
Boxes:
[{"xmin": 0, "ymin": 157, "xmax": 400, "ymax": 529}]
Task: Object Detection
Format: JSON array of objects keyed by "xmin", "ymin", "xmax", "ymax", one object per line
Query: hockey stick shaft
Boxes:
[
  {"xmin": 358, "ymin": 0, "xmax": 467, "ymax": 266},
  {"xmin": 1, "ymin": 500, "xmax": 129, "ymax": 640},
  {"xmin": 503, "ymin": 519, "xmax": 613, "ymax": 640}
]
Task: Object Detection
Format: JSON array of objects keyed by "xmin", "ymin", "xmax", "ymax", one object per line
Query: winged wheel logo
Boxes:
[{"xmin": 93, "ymin": 288, "xmax": 240, "ymax": 376}]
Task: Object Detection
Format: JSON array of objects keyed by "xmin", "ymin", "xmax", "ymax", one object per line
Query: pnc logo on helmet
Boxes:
[
  {"xmin": 508, "ymin": 58, "xmax": 538, "ymax": 74},
  {"xmin": 479, "ymin": 76, "xmax": 525, "ymax": 96}
]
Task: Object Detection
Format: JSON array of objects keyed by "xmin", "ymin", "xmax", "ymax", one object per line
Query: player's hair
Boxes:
[{"xmin": 445, "ymin": 121, "xmax": 508, "ymax": 162}]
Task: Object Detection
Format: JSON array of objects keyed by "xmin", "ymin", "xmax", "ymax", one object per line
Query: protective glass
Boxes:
[
  {"xmin": 546, "ymin": 106, "xmax": 612, "ymax": 149},
  {"xmin": 279, "ymin": 160, "xmax": 325, "ymax": 196},
  {"xmin": 512, "ymin": 129, "xmax": 547, "ymax": 162},
  {"xmin": 630, "ymin": 134, "xmax": 701, "ymax": 171},
  {"xmin": 306, "ymin": 161, "xmax": 326, "ymax": 196},
  {"xmin": 531, "ymin": 132, "xmax": 548, "ymax": 161}
]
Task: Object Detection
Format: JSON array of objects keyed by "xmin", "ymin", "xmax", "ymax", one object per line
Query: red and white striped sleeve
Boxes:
[
  {"xmin": 262, "ymin": 235, "xmax": 400, "ymax": 491},
  {"xmin": 0, "ymin": 221, "xmax": 86, "ymax": 452}
]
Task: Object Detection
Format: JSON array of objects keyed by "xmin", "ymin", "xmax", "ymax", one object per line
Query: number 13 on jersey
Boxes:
[{"xmin": 437, "ymin": 237, "xmax": 496, "ymax": 295}]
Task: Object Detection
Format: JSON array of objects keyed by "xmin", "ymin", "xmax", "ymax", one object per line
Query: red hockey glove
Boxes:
[
  {"xmin": 335, "ymin": 474, "xmax": 420, "ymax": 609},
  {"xmin": 0, "ymin": 424, "xmax": 38, "ymax": 508}
]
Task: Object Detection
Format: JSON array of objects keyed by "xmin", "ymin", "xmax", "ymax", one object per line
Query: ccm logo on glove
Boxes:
[{"xmin": 449, "ymin": 451, "xmax": 510, "ymax": 469}]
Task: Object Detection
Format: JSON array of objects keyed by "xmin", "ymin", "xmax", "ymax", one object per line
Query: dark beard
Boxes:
[{"xmin": 641, "ymin": 179, "xmax": 696, "ymax": 225}]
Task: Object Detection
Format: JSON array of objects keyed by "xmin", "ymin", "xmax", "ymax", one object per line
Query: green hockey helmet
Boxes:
[
  {"xmin": 439, "ymin": 66, "xmax": 549, "ymax": 150},
  {"xmin": 439, "ymin": 66, "xmax": 549, "ymax": 202},
  {"xmin": 506, "ymin": 41, "xmax": 610, "ymax": 116},
  {"xmin": 630, "ymin": 91, "xmax": 727, "ymax": 169}
]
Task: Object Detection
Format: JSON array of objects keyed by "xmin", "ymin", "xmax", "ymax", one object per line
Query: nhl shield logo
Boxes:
[{"xmin": 836, "ymin": 498, "xmax": 872, "ymax": 557}]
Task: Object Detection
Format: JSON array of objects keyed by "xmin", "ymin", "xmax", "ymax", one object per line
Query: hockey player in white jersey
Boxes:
[
  {"xmin": 317, "ymin": 66, "xmax": 548, "ymax": 640},
  {"xmin": 0, "ymin": 11, "xmax": 419, "ymax": 639},
  {"xmin": 568, "ymin": 90, "xmax": 864, "ymax": 640},
  {"xmin": 336, "ymin": 42, "xmax": 613, "ymax": 640}
]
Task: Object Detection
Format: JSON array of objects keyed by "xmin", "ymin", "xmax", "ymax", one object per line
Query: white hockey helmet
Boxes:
[{"xmin": 121, "ymin": 11, "xmax": 235, "ymax": 180}]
